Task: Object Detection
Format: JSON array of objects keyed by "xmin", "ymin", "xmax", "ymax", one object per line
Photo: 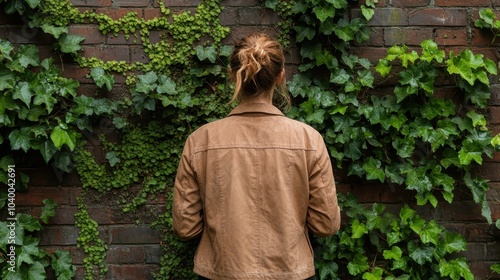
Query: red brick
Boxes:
[
  {"xmin": 435, "ymin": 0, "xmax": 490, "ymax": 6},
  {"xmin": 16, "ymin": 186, "xmax": 70, "ymax": 206},
  {"xmin": 106, "ymin": 245, "xmax": 145, "ymax": 263},
  {"xmin": 480, "ymin": 162, "xmax": 500, "ymax": 181},
  {"xmin": 221, "ymin": 0, "xmax": 260, "ymax": 6},
  {"xmin": 391, "ymin": 0, "xmax": 430, "ymax": 7},
  {"xmin": 239, "ymin": 7, "xmax": 279, "ymax": 26},
  {"xmin": 354, "ymin": 8, "xmax": 408, "ymax": 26},
  {"xmin": 490, "ymin": 107, "xmax": 500, "ymax": 124},
  {"xmin": 113, "ymin": 0, "xmax": 150, "ymax": 7},
  {"xmin": 435, "ymin": 28, "xmax": 469, "ymax": 46},
  {"xmin": 70, "ymin": 0, "xmax": 112, "ymax": 6},
  {"xmin": 384, "ymin": 27, "xmax": 433, "ymax": 46},
  {"xmin": 69, "ymin": 25, "xmax": 106, "ymax": 45},
  {"xmin": 107, "ymin": 264, "xmax": 159, "ymax": 280},
  {"xmin": 144, "ymin": 8, "xmax": 161, "ymax": 20},
  {"xmin": 39, "ymin": 226, "xmax": 79, "ymax": 246},
  {"xmin": 109, "ymin": 226, "xmax": 161, "ymax": 244},
  {"xmin": 161, "ymin": 0, "xmax": 201, "ymax": 7},
  {"xmin": 81, "ymin": 45, "xmax": 130, "ymax": 62},
  {"xmin": 408, "ymin": 9, "xmax": 467, "ymax": 26}
]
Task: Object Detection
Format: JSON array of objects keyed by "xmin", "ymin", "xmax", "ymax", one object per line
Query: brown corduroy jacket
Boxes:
[{"xmin": 173, "ymin": 102, "xmax": 341, "ymax": 280}]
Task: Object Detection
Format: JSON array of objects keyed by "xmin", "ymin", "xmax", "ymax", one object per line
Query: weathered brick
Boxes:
[
  {"xmin": 479, "ymin": 162, "xmax": 500, "ymax": 181},
  {"xmin": 81, "ymin": 45, "xmax": 131, "ymax": 62},
  {"xmin": 220, "ymin": 0, "xmax": 260, "ymax": 6},
  {"xmin": 384, "ymin": 27, "xmax": 433, "ymax": 46},
  {"xmin": 69, "ymin": 25, "xmax": 106, "ymax": 45},
  {"xmin": 107, "ymin": 264, "xmax": 159, "ymax": 280},
  {"xmin": 391, "ymin": 0, "xmax": 430, "ymax": 7},
  {"xmin": 109, "ymin": 225, "xmax": 161, "ymax": 244},
  {"xmin": 106, "ymin": 245, "xmax": 145, "ymax": 263},
  {"xmin": 113, "ymin": 0, "xmax": 150, "ymax": 7},
  {"xmin": 239, "ymin": 7, "xmax": 279, "ymax": 26},
  {"xmin": 220, "ymin": 7, "xmax": 239, "ymax": 26},
  {"xmin": 408, "ymin": 9, "xmax": 467, "ymax": 26},
  {"xmin": 435, "ymin": 28, "xmax": 469, "ymax": 46},
  {"xmin": 490, "ymin": 107, "xmax": 500, "ymax": 125},
  {"xmin": 161, "ymin": 0, "xmax": 201, "ymax": 7},
  {"xmin": 145, "ymin": 245, "xmax": 162, "ymax": 264},
  {"xmin": 435, "ymin": 0, "xmax": 490, "ymax": 6},
  {"xmin": 16, "ymin": 186, "xmax": 70, "ymax": 206},
  {"xmin": 357, "ymin": 8, "xmax": 408, "ymax": 26},
  {"xmin": 39, "ymin": 226, "xmax": 79, "ymax": 246},
  {"xmin": 70, "ymin": 0, "xmax": 112, "ymax": 6}
]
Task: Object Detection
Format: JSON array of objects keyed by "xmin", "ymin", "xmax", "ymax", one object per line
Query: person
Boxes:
[{"xmin": 172, "ymin": 33, "xmax": 341, "ymax": 280}]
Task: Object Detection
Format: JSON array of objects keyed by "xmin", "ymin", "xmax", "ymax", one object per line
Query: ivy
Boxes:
[
  {"xmin": 0, "ymin": 199, "xmax": 76, "ymax": 280},
  {"xmin": 314, "ymin": 195, "xmax": 474, "ymax": 279}
]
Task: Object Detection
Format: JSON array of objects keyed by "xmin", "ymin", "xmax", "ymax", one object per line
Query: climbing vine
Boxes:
[{"xmin": 2, "ymin": 0, "xmax": 500, "ymax": 279}]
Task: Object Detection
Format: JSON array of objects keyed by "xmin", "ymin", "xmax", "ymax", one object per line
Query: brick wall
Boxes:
[{"xmin": 1, "ymin": 0, "xmax": 500, "ymax": 279}]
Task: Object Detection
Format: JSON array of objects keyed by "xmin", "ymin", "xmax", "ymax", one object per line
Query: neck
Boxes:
[{"xmin": 240, "ymin": 90, "xmax": 273, "ymax": 105}]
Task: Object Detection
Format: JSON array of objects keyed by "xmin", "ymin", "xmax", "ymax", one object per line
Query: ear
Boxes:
[{"xmin": 276, "ymin": 69, "xmax": 285, "ymax": 85}]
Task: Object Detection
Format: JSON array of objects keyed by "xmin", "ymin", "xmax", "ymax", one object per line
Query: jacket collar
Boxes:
[{"xmin": 228, "ymin": 102, "xmax": 284, "ymax": 117}]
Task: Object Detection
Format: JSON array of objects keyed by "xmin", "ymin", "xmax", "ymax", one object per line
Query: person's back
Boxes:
[{"xmin": 173, "ymin": 33, "xmax": 341, "ymax": 280}]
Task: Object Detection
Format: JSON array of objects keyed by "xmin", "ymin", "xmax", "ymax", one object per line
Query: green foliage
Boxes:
[
  {"xmin": 474, "ymin": 8, "xmax": 500, "ymax": 43},
  {"xmin": 314, "ymin": 194, "xmax": 474, "ymax": 280},
  {"xmin": 0, "ymin": 38, "xmax": 117, "ymax": 179},
  {"xmin": 75, "ymin": 195, "xmax": 108, "ymax": 280},
  {"xmin": 0, "ymin": 199, "xmax": 76, "ymax": 279}
]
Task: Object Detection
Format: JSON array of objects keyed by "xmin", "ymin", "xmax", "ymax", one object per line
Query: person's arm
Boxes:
[
  {"xmin": 306, "ymin": 134, "xmax": 341, "ymax": 237},
  {"xmin": 172, "ymin": 136, "xmax": 203, "ymax": 240}
]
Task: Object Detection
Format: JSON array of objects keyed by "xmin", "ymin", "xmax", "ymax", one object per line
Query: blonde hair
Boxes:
[{"xmin": 229, "ymin": 33, "xmax": 290, "ymax": 110}]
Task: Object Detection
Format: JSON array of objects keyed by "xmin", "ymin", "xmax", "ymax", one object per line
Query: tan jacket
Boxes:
[{"xmin": 173, "ymin": 102, "xmax": 341, "ymax": 280}]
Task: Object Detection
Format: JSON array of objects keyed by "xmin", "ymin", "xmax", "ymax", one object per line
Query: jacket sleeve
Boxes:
[
  {"xmin": 172, "ymin": 136, "xmax": 203, "ymax": 240},
  {"xmin": 306, "ymin": 134, "xmax": 341, "ymax": 237}
]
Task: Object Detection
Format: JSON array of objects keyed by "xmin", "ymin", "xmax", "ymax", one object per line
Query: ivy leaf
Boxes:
[
  {"xmin": 7, "ymin": 45, "xmax": 40, "ymax": 72},
  {"xmin": 219, "ymin": 45, "xmax": 233, "ymax": 57},
  {"xmin": 408, "ymin": 244, "xmax": 433, "ymax": 265},
  {"xmin": 491, "ymin": 263, "xmax": 500, "ymax": 274},
  {"xmin": 313, "ymin": 4, "xmax": 335, "ymax": 22},
  {"xmin": 347, "ymin": 254, "xmax": 369, "ymax": 275},
  {"xmin": 442, "ymin": 231, "xmax": 467, "ymax": 253},
  {"xmin": 0, "ymin": 39, "xmax": 14, "ymax": 61},
  {"xmin": 41, "ymin": 24, "xmax": 68, "ymax": 39},
  {"xmin": 439, "ymin": 258, "xmax": 474, "ymax": 280},
  {"xmin": 17, "ymin": 236, "xmax": 40, "ymax": 266},
  {"xmin": 8, "ymin": 128, "xmax": 32, "ymax": 152},
  {"xmin": 50, "ymin": 126, "xmax": 78, "ymax": 151},
  {"xmin": 458, "ymin": 139, "xmax": 483, "ymax": 165},
  {"xmin": 375, "ymin": 59, "xmax": 391, "ymax": 77},
  {"xmin": 361, "ymin": 5, "xmax": 375, "ymax": 20},
  {"xmin": 40, "ymin": 199, "xmax": 57, "ymax": 224},
  {"xmin": 467, "ymin": 111, "xmax": 487, "ymax": 129},
  {"xmin": 157, "ymin": 75, "xmax": 177, "ymax": 95},
  {"xmin": 33, "ymin": 91, "xmax": 57, "ymax": 113},
  {"xmin": 0, "ymin": 67, "xmax": 16, "ymax": 91},
  {"xmin": 351, "ymin": 219, "xmax": 368, "ymax": 238},
  {"xmin": 400, "ymin": 205, "xmax": 416, "ymax": 225},
  {"xmin": 40, "ymin": 140, "xmax": 58, "ymax": 163},
  {"xmin": 362, "ymin": 267, "xmax": 383, "ymax": 280},
  {"xmin": 196, "ymin": 45, "xmax": 217, "ymax": 63},
  {"xmin": 17, "ymin": 213, "xmax": 42, "ymax": 232},
  {"xmin": 135, "ymin": 71, "xmax": 158, "ymax": 93},
  {"xmin": 491, "ymin": 133, "xmax": 500, "ymax": 149},
  {"xmin": 421, "ymin": 39, "xmax": 445, "ymax": 63},
  {"xmin": 383, "ymin": 246, "xmax": 403, "ymax": 260},
  {"xmin": 27, "ymin": 262, "xmax": 46, "ymax": 280},
  {"xmin": 90, "ymin": 67, "xmax": 114, "ymax": 91},
  {"xmin": 58, "ymin": 34, "xmax": 84, "ymax": 54},
  {"xmin": 106, "ymin": 151, "xmax": 120, "ymax": 167},
  {"xmin": 51, "ymin": 250, "xmax": 76, "ymax": 280},
  {"xmin": 295, "ymin": 25, "xmax": 316, "ymax": 42},
  {"xmin": 12, "ymin": 81, "xmax": 33, "ymax": 108},
  {"xmin": 25, "ymin": 0, "xmax": 41, "ymax": 8},
  {"xmin": 363, "ymin": 157, "xmax": 385, "ymax": 182}
]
